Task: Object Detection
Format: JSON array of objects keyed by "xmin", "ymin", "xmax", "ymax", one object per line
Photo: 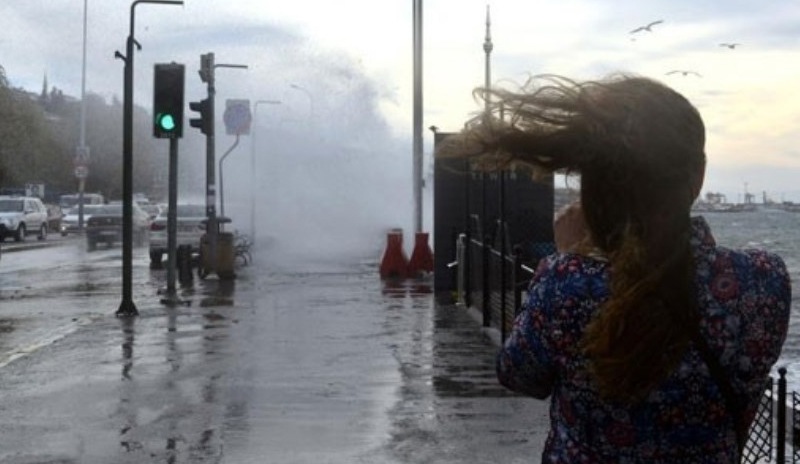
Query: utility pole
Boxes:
[
  {"xmin": 77, "ymin": 0, "xmax": 90, "ymax": 233},
  {"xmin": 412, "ymin": 0, "xmax": 423, "ymax": 233}
]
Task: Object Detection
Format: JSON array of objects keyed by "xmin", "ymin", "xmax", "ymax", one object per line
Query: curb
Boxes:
[{"xmin": 0, "ymin": 241, "xmax": 61, "ymax": 253}]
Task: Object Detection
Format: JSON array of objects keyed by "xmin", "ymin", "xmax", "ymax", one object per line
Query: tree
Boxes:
[{"xmin": 0, "ymin": 62, "xmax": 170, "ymax": 202}]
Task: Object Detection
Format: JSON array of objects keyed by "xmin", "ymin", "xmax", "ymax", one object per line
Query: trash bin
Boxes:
[{"xmin": 199, "ymin": 232, "xmax": 236, "ymax": 279}]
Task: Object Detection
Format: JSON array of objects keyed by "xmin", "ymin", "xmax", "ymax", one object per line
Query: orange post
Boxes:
[
  {"xmin": 380, "ymin": 228, "xmax": 409, "ymax": 279},
  {"xmin": 407, "ymin": 231, "xmax": 434, "ymax": 278}
]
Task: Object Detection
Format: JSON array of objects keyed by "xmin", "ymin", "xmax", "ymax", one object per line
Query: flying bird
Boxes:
[
  {"xmin": 666, "ymin": 70, "xmax": 702, "ymax": 77},
  {"xmin": 630, "ymin": 20, "xmax": 664, "ymax": 34},
  {"xmin": 719, "ymin": 42, "xmax": 741, "ymax": 49}
]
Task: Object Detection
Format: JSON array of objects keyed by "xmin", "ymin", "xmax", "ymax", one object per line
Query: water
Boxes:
[{"xmin": 700, "ymin": 209, "xmax": 800, "ymax": 391}]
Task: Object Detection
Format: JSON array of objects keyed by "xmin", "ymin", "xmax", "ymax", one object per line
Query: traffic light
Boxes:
[
  {"xmin": 153, "ymin": 63, "xmax": 185, "ymax": 138},
  {"xmin": 189, "ymin": 98, "xmax": 212, "ymax": 135}
]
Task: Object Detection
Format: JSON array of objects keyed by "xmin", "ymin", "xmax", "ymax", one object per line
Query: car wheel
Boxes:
[
  {"xmin": 38, "ymin": 224, "xmax": 47, "ymax": 240},
  {"xmin": 14, "ymin": 224, "xmax": 26, "ymax": 242},
  {"xmin": 149, "ymin": 251, "xmax": 163, "ymax": 265}
]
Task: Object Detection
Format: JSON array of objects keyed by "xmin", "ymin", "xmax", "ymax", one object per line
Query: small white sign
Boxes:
[{"xmin": 74, "ymin": 165, "xmax": 89, "ymax": 180}]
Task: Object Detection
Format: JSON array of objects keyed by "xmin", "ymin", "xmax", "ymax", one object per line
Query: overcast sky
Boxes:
[{"xmin": 2, "ymin": 0, "xmax": 800, "ymax": 202}]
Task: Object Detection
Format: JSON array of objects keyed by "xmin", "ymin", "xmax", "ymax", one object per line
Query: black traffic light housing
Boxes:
[
  {"xmin": 189, "ymin": 98, "xmax": 212, "ymax": 135},
  {"xmin": 153, "ymin": 63, "xmax": 185, "ymax": 138}
]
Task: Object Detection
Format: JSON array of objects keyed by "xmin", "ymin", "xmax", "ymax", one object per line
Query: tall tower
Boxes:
[{"xmin": 483, "ymin": 4, "xmax": 493, "ymax": 117}]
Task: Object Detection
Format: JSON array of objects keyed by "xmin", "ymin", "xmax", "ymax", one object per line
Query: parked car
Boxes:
[
  {"xmin": 148, "ymin": 203, "xmax": 207, "ymax": 265},
  {"xmin": 60, "ymin": 204, "xmax": 104, "ymax": 236},
  {"xmin": 0, "ymin": 196, "xmax": 49, "ymax": 242},
  {"xmin": 46, "ymin": 204, "xmax": 63, "ymax": 233},
  {"xmin": 85, "ymin": 203, "xmax": 150, "ymax": 251}
]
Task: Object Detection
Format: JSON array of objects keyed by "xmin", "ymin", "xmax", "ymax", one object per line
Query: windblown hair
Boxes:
[{"xmin": 438, "ymin": 74, "xmax": 707, "ymax": 402}]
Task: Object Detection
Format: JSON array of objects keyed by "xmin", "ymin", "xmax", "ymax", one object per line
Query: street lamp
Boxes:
[
  {"xmin": 115, "ymin": 0, "xmax": 183, "ymax": 317},
  {"xmin": 251, "ymin": 99, "xmax": 281, "ymax": 244},
  {"xmin": 289, "ymin": 83, "xmax": 314, "ymax": 126}
]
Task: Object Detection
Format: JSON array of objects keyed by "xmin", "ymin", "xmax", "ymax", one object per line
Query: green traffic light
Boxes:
[{"xmin": 158, "ymin": 113, "xmax": 176, "ymax": 131}]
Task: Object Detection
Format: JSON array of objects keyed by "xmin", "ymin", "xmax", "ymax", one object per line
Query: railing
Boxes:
[{"xmin": 452, "ymin": 228, "xmax": 798, "ymax": 463}]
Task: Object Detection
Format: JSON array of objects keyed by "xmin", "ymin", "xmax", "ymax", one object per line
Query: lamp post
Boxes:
[
  {"xmin": 251, "ymin": 99, "xmax": 281, "ymax": 244},
  {"xmin": 115, "ymin": 0, "xmax": 183, "ymax": 317},
  {"xmin": 289, "ymin": 83, "xmax": 314, "ymax": 127}
]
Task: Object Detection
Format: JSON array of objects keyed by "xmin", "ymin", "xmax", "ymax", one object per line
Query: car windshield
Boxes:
[
  {"xmin": 0, "ymin": 199, "xmax": 24, "ymax": 212},
  {"xmin": 68, "ymin": 205, "xmax": 102, "ymax": 215},
  {"xmin": 92, "ymin": 205, "xmax": 123, "ymax": 215}
]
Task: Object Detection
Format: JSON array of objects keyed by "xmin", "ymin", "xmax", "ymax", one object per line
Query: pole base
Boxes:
[{"xmin": 116, "ymin": 300, "xmax": 139, "ymax": 317}]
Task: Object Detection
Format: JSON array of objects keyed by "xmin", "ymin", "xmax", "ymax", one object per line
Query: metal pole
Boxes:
[
  {"xmin": 166, "ymin": 137, "xmax": 178, "ymax": 294},
  {"xmin": 204, "ymin": 60, "xmax": 247, "ymax": 273},
  {"xmin": 205, "ymin": 53, "xmax": 218, "ymax": 270},
  {"xmin": 118, "ymin": 12, "xmax": 137, "ymax": 317},
  {"xmin": 78, "ymin": 0, "xmax": 88, "ymax": 232},
  {"xmin": 412, "ymin": 0, "xmax": 423, "ymax": 233},
  {"xmin": 116, "ymin": 0, "xmax": 183, "ymax": 317},
  {"xmin": 219, "ymin": 134, "xmax": 241, "ymax": 220},
  {"xmin": 778, "ymin": 367, "xmax": 787, "ymax": 464},
  {"xmin": 251, "ymin": 100, "xmax": 281, "ymax": 243},
  {"xmin": 289, "ymin": 84, "xmax": 313, "ymax": 127}
]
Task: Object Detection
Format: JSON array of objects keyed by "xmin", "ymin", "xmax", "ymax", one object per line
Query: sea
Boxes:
[{"xmin": 700, "ymin": 208, "xmax": 800, "ymax": 392}]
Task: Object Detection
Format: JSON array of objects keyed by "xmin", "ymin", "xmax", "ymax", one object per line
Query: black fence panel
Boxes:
[
  {"xmin": 433, "ymin": 151, "xmax": 469, "ymax": 302},
  {"xmin": 432, "ymin": 140, "xmax": 554, "ymax": 303},
  {"xmin": 743, "ymin": 379, "xmax": 774, "ymax": 463}
]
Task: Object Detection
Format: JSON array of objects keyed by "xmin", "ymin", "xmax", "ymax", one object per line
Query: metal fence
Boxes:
[{"xmin": 452, "ymin": 229, "xmax": 797, "ymax": 463}]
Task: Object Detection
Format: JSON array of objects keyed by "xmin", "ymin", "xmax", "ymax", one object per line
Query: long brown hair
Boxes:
[{"xmin": 438, "ymin": 74, "xmax": 707, "ymax": 402}]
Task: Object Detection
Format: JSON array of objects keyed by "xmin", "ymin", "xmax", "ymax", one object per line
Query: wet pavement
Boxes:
[{"xmin": 0, "ymin": 244, "xmax": 549, "ymax": 463}]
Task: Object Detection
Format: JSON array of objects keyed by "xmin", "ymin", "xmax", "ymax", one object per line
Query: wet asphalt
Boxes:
[{"xmin": 0, "ymin": 243, "xmax": 549, "ymax": 463}]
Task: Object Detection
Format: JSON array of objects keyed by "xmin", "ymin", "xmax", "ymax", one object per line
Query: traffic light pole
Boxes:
[
  {"xmin": 165, "ymin": 136, "xmax": 179, "ymax": 294},
  {"xmin": 196, "ymin": 53, "xmax": 247, "ymax": 276},
  {"xmin": 203, "ymin": 53, "xmax": 219, "ymax": 270}
]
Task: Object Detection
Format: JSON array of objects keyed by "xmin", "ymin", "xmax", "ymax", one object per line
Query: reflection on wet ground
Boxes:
[
  {"xmin": 380, "ymin": 280, "xmax": 547, "ymax": 464},
  {"xmin": 0, "ymin": 245, "xmax": 548, "ymax": 463}
]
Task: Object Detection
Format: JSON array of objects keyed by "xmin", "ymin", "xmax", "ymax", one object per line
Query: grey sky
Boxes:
[{"xmin": 2, "ymin": 0, "xmax": 800, "ymax": 201}]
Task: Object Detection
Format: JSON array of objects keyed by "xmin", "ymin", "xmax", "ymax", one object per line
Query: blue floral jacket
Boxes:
[{"xmin": 497, "ymin": 216, "xmax": 791, "ymax": 463}]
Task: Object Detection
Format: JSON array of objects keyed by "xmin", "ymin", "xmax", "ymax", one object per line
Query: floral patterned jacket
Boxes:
[{"xmin": 497, "ymin": 216, "xmax": 791, "ymax": 463}]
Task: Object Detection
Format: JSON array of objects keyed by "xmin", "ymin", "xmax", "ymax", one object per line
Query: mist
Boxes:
[{"xmin": 214, "ymin": 45, "xmax": 430, "ymax": 269}]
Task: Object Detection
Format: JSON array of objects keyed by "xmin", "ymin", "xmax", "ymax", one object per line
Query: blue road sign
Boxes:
[{"xmin": 224, "ymin": 99, "xmax": 252, "ymax": 136}]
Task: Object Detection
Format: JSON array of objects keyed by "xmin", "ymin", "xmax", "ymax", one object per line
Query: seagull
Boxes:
[
  {"xmin": 630, "ymin": 20, "xmax": 664, "ymax": 34},
  {"xmin": 666, "ymin": 70, "xmax": 702, "ymax": 77},
  {"xmin": 719, "ymin": 42, "xmax": 741, "ymax": 49}
]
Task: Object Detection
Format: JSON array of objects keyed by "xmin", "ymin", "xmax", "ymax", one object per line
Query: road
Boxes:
[{"xmin": 0, "ymin": 237, "xmax": 549, "ymax": 463}]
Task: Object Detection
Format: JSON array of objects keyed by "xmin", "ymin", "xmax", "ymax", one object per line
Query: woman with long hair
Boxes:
[{"xmin": 438, "ymin": 74, "xmax": 791, "ymax": 462}]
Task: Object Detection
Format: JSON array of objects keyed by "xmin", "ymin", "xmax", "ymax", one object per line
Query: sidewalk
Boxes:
[{"xmin": 0, "ymin": 260, "xmax": 549, "ymax": 463}]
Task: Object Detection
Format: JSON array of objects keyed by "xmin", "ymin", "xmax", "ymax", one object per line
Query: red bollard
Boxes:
[
  {"xmin": 380, "ymin": 228, "xmax": 409, "ymax": 279},
  {"xmin": 407, "ymin": 231, "xmax": 434, "ymax": 278}
]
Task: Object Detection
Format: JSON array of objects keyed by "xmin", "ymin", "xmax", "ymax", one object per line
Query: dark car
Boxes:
[{"xmin": 85, "ymin": 203, "xmax": 150, "ymax": 251}]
